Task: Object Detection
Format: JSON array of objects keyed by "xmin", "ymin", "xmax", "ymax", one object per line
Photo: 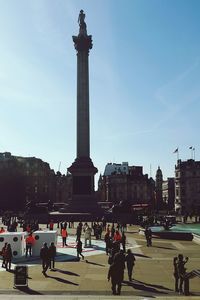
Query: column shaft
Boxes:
[{"xmin": 77, "ymin": 51, "xmax": 90, "ymax": 158}]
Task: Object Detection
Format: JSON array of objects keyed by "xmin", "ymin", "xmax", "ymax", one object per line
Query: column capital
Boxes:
[{"xmin": 72, "ymin": 34, "xmax": 92, "ymax": 53}]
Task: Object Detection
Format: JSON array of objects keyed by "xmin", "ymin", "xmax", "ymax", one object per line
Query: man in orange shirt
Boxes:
[
  {"xmin": 61, "ymin": 228, "xmax": 68, "ymax": 247},
  {"xmin": 25, "ymin": 233, "xmax": 35, "ymax": 257}
]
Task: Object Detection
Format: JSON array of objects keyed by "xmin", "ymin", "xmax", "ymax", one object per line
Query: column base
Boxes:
[{"xmin": 68, "ymin": 157, "xmax": 98, "ymax": 195}]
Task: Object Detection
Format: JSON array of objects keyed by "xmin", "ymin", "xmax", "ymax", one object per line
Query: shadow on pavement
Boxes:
[
  {"xmin": 46, "ymin": 275, "xmax": 79, "ymax": 286},
  {"xmin": 15, "ymin": 286, "xmax": 43, "ymax": 295},
  {"xmin": 55, "ymin": 268, "xmax": 80, "ymax": 276},
  {"xmin": 123, "ymin": 280, "xmax": 169, "ymax": 295},
  {"xmin": 85, "ymin": 260, "xmax": 105, "ymax": 267},
  {"xmin": 135, "ymin": 279, "xmax": 173, "ymax": 291},
  {"xmin": 153, "ymin": 245, "xmax": 175, "ymax": 250},
  {"xmin": 134, "ymin": 253, "xmax": 151, "ymax": 258}
]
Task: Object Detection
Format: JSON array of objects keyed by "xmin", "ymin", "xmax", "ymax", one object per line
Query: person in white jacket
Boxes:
[{"xmin": 84, "ymin": 224, "xmax": 92, "ymax": 247}]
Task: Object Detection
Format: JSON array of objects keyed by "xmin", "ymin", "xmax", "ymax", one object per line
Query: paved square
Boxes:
[{"xmin": 0, "ymin": 225, "xmax": 200, "ymax": 299}]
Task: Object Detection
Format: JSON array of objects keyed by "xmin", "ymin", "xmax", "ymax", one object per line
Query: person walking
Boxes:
[
  {"xmin": 177, "ymin": 254, "xmax": 188, "ymax": 294},
  {"xmin": 144, "ymin": 227, "xmax": 152, "ymax": 246},
  {"xmin": 0, "ymin": 227, "xmax": 5, "ymax": 233},
  {"xmin": 40, "ymin": 242, "xmax": 49, "ymax": 276},
  {"xmin": 126, "ymin": 249, "xmax": 136, "ymax": 281},
  {"xmin": 48, "ymin": 242, "xmax": 56, "ymax": 270},
  {"xmin": 76, "ymin": 238, "xmax": 84, "ymax": 260},
  {"xmin": 84, "ymin": 224, "xmax": 92, "ymax": 247},
  {"xmin": 104, "ymin": 231, "xmax": 112, "ymax": 255},
  {"xmin": 121, "ymin": 231, "xmax": 126, "ymax": 253},
  {"xmin": 114, "ymin": 249, "xmax": 126, "ymax": 271},
  {"xmin": 108, "ymin": 255, "xmax": 124, "ymax": 295},
  {"xmin": 113, "ymin": 230, "xmax": 122, "ymax": 242},
  {"xmin": 5, "ymin": 243, "xmax": 12, "ymax": 271},
  {"xmin": 106, "ymin": 224, "xmax": 110, "ymax": 235},
  {"xmin": 148, "ymin": 228, "xmax": 152, "ymax": 246},
  {"xmin": 111, "ymin": 224, "xmax": 115, "ymax": 239},
  {"xmin": 25, "ymin": 233, "xmax": 35, "ymax": 257},
  {"xmin": 76, "ymin": 222, "xmax": 82, "ymax": 242},
  {"xmin": 173, "ymin": 256, "xmax": 179, "ymax": 292},
  {"xmin": 61, "ymin": 227, "xmax": 68, "ymax": 247},
  {"xmin": 1, "ymin": 242, "xmax": 7, "ymax": 268},
  {"xmin": 49, "ymin": 220, "xmax": 54, "ymax": 231}
]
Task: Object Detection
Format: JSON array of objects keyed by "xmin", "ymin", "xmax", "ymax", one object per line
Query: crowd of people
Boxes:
[{"xmin": 0, "ymin": 218, "xmax": 192, "ymax": 296}]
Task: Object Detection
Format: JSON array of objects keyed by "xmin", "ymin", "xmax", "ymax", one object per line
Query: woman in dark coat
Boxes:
[
  {"xmin": 108, "ymin": 257, "xmax": 124, "ymax": 295},
  {"xmin": 125, "ymin": 249, "xmax": 136, "ymax": 281},
  {"xmin": 5, "ymin": 243, "xmax": 12, "ymax": 271},
  {"xmin": 48, "ymin": 242, "xmax": 56, "ymax": 270}
]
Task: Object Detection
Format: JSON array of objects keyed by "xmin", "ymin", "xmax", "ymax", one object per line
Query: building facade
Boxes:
[
  {"xmin": 175, "ymin": 159, "xmax": 200, "ymax": 214},
  {"xmin": 162, "ymin": 177, "xmax": 175, "ymax": 211},
  {"xmin": 0, "ymin": 152, "xmax": 71, "ymax": 211},
  {"xmin": 98, "ymin": 162, "xmax": 155, "ymax": 207}
]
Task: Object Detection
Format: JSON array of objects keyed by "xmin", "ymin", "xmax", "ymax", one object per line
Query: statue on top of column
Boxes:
[{"xmin": 78, "ymin": 10, "xmax": 87, "ymax": 35}]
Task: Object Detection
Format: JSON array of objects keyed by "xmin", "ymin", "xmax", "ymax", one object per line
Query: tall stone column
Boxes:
[{"xmin": 68, "ymin": 10, "xmax": 98, "ymax": 201}]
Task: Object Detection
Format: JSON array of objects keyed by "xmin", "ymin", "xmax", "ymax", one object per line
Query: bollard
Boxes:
[{"xmin": 184, "ymin": 277, "xmax": 190, "ymax": 296}]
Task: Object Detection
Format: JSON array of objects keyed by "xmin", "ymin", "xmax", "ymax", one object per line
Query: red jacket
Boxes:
[{"xmin": 61, "ymin": 228, "xmax": 68, "ymax": 238}]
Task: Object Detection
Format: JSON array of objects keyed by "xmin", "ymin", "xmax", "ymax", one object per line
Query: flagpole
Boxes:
[{"xmin": 173, "ymin": 148, "xmax": 179, "ymax": 161}]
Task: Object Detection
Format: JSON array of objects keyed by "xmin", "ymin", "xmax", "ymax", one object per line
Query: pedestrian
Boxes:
[
  {"xmin": 148, "ymin": 228, "xmax": 152, "ymax": 246},
  {"xmin": 40, "ymin": 242, "xmax": 49, "ymax": 276},
  {"xmin": 104, "ymin": 231, "xmax": 112, "ymax": 255},
  {"xmin": 114, "ymin": 249, "xmax": 126, "ymax": 271},
  {"xmin": 177, "ymin": 254, "xmax": 188, "ymax": 294},
  {"xmin": 106, "ymin": 224, "xmax": 111, "ymax": 235},
  {"xmin": 99, "ymin": 223, "xmax": 103, "ymax": 239},
  {"xmin": 49, "ymin": 220, "xmax": 54, "ymax": 231},
  {"xmin": 84, "ymin": 224, "xmax": 92, "ymax": 247},
  {"xmin": 114, "ymin": 230, "xmax": 122, "ymax": 242},
  {"xmin": 144, "ymin": 226, "xmax": 152, "ymax": 246},
  {"xmin": 26, "ymin": 224, "xmax": 31, "ymax": 233},
  {"xmin": 0, "ymin": 227, "xmax": 5, "ymax": 233},
  {"xmin": 76, "ymin": 222, "xmax": 82, "ymax": 242},
  {"xmin": 108, "ymin": 254, "xmax": 124, "ymax": 295},
  {"xmin": 61, "ymin": 227, "xmax": 68, "ymax": 247},
  {"xmin": 173, "ymin": 256, "xmax": 179, "ymax": 292},
  {"xmin": 77, "ymin": 238, "xmax": 84, "ymax": 260},
  {"xmin": 5, "ymin": 243, "xmax": 12, "ymax": 271},
  {"xmin": 125, "ymin": 249, "xmax": 136, "ymax": 281},
  {"xmin": 48, "ymin": 242, "xmax": 56, "ymax": 270},
  {"xmin": 102, "ymin": 216, "xmax": 106, "ymax": 231},
  {"xmin": 92, "ymin": 222, "xmax": 97, "ymax": 237},
  {"xmin": 25, "ymin": 233, "xmax": 35, "ymax": 257},
  {"xmin": 111, "ymin": 224, "xmax": 115, "ymax": 238},
  {"xmin": 108, "ymin": 241, "xmax": 118, "ymax": 265},
  {"xmin": 1, "ymin": 242, "xmax": 7, "ymax": 268},
  {"xmin": 60, "ymin": 222, "xmax": 63, "ymax": 235},
  {"xmin": 121, "ymin": 231, "xmax": 126, "ymax": 253}
]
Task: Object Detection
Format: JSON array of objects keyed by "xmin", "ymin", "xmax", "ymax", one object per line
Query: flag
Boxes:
[
  {"xmin": 173, "ymin": 148, "xmax": 178, "ymax": 153},
  {"xmin": 189, "ymin": 146, "xmax": 193, "ymax": 149}
]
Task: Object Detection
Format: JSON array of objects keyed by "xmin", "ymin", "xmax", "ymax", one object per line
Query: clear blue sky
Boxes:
[{"xmin": 0, "ymin": 0, "xmax": 200, "ymax": 187}]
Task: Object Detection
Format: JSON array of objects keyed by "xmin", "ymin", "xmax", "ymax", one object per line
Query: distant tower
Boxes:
[
  {"xmin": 67, "ymin": 10, "xmax": 98, "ymax": 213},
  {"xmin": 155, "ymin": 166, "xmax": 163, "ymax": 210}
]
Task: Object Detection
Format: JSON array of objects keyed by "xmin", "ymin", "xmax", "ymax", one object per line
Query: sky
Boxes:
[{"xmin": 0, "ymin": 0, "xmax": 200, "ymax": 188}]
